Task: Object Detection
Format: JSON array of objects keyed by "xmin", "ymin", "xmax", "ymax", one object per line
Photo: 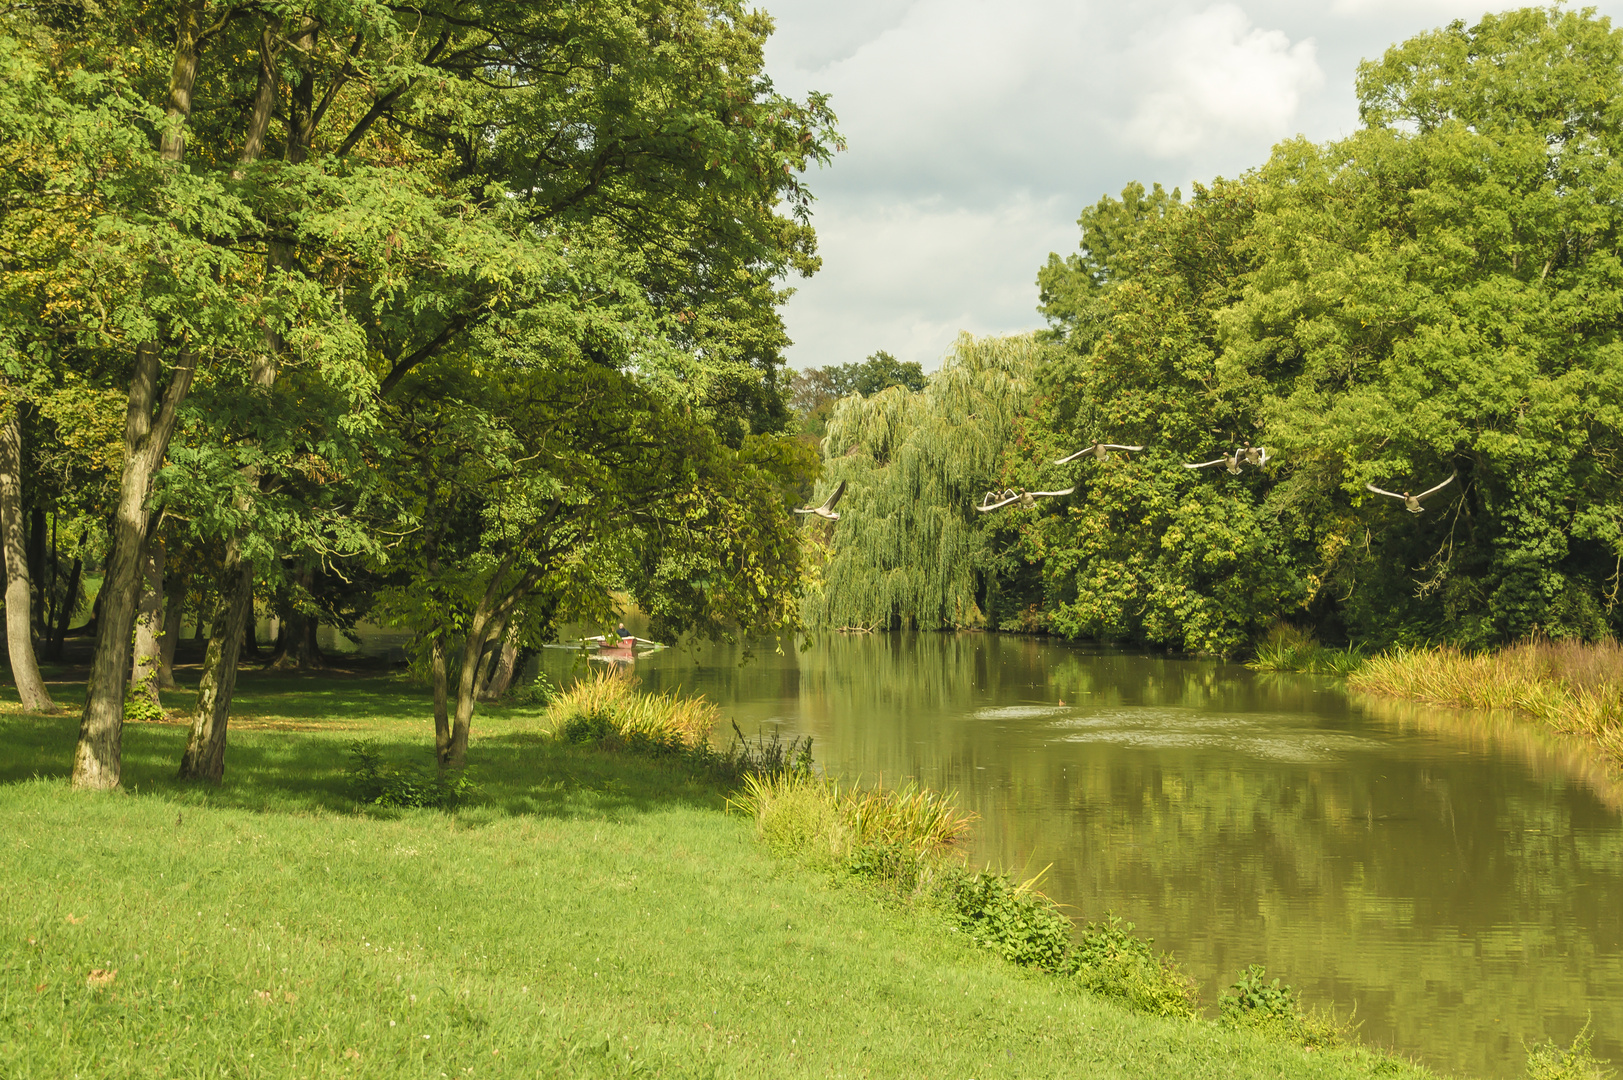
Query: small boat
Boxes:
[{"xmin": 580, "ymin": 635, "xmax": 665, "ymax": 656}]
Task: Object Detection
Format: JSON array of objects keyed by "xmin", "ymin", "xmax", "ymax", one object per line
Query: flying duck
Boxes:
[
  {"xmin": 794, "ymin": 479, "xmax": 847, "ymax": 520},
  {"xmin": 1056, "ymin": 443, "xmax": 1144, "ymax": 464},
  {"xmin": 1184, "ymin": 450, "xmax": 1243, "ymax": 475},
  {"xmin": 1366, "ymin": 472, "xmax": 1457, "ymax": 514},
  {"xmin": 976, "ymin": 487, "xmax": 1075, "ymax": 512}
]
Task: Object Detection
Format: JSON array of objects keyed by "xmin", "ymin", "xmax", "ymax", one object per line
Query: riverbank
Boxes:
[{"xmin": 1, "ymin": 671, "xmax": 1447, "ymax": 1080}]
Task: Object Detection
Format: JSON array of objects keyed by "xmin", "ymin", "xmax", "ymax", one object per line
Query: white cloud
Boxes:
[
  {"xmin": 760, "ymin": 0, "xmax": 1623, "ymax": 372},
  {"xmin": 782, "ymin": 194, "xmax": 1067, "ymax": 369},
  {"xmin": 1126, "ymin": 5, "xmax": 1323, "ymax": 159},
  {"xmin": 1327, "ymin": 0, "xmax": 1475, "ymax": 15}
]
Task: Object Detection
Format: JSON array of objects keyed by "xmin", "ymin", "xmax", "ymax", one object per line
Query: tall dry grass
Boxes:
[
  {"xmin": 544, "ymin": 669, "xmax": 719, "ymax": 752},
  {"xmin": 728, "ymin": 772, "xmax": 976, "ymax": 867},
  {"xmin": 1349, "ymin": 639, "xmax": 1623, "ymax": 771}
]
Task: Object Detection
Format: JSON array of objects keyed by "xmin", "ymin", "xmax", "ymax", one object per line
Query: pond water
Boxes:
[{"xmin": 537, "ymin": 631, "xmax": 1623, "ymax": 1080}]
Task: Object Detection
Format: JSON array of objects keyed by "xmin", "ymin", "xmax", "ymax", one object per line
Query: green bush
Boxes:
[
  {"xmin": 345, "ymin": 740, "xmax": 477, "ymax": 810},
  {"xmin": 507, "ymin": 671, "xmax": 558, "ymax": 706},
  {"xmin": 1220, "ymin": 964, "xmax": 1347, "ymax": 1050},
  {"xmin": 938, "ymin": 868, "xmax": 1072, "ymax": 972},
  {"xmin": 1070, "ymin": 916, "xmax": 1198, "ymax": 1018}
]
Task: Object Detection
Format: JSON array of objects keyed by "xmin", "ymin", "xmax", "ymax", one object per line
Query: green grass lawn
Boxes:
[{"xmin": 2, "ymin": 671, "xmax": 1438, "ymax": 1079}]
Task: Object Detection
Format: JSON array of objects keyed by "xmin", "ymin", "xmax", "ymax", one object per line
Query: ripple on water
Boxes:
[
  {"xmin": 973, "ymin": 704, "xmax": 1071, "ymax": 720},
  {"xmin": 1053, "ymin": 709, "xmax": 1390, "ymax": 763}
]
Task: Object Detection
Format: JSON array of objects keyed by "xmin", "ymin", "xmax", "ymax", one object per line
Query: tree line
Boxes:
[
  {"xmin": 802, "ymin": 7, "xmax": 1623, "ymax": 654},
  {"xmin": 1, "ymin": 0, "xmax": 840, "ymax": 787}
]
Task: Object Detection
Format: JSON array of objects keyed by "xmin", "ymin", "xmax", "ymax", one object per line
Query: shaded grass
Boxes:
[
  {"xmin": 0, "ymin": 678, "xmax": 1442, "ymax": 1080},
  {"xmin": 1350, "ymin": 640, "xmax": 1623, "ymax": 774}
]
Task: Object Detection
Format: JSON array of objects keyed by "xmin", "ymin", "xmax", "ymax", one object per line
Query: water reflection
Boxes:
[{"xmin": 535, "ymin": 632, "xmax": 1623, "ymax": 1080}]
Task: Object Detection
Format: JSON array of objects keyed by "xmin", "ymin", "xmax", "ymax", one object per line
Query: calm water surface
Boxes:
[{"xmin": 540, "ymin": 632, "xmax": 1623, "ymax": 1080}]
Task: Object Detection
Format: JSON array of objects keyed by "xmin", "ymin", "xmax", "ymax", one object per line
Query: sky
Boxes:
[{"xmin": 760, "ymin": 0, "xmax": 1623, "ymax": 372}]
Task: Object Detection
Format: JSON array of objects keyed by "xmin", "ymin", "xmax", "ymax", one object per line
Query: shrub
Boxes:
[
  {"xmin": 345, "ymin": 740, "xmax": 477, "ymax": 810},
  {"xmin": 507, "ymin": 671, "xmax": 558, "ymax": 706},
  {"xmin": 1070, "ymin": 916, "xmax": 1198, "ymax": 1018},
  {"xmin": 1525, "ymin": 1022, "xmax": 1614, "ymax": 1080},
  {"xmin": 938, "ymin": 867, "xmax": 1072, "ymax": 972},
  {"xmin": 1219, "ymin": 964, "xmax": 1346, "ymax": 1049}
]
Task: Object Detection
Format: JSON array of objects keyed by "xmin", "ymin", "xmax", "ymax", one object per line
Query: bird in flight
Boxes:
[
  {"xmin": 1366, "ymin": 472, "xmax": 1457, "ymax": 514},
  {"xmin": 1056, "ymin": 443, "xmax": 1144, "ymax": 464},
  {"xmin": 794, "ymin": 479, "xmax": 847, "ymax": 520},
  {"xmin": 1241, "ymin": 445, "xmax": 1273, "ymax": 468},
  {"xmin": 1184, "ymin": 450, "xmax": 1243, "ymax": 475},
  {"xmin": 976, "ymin": 487, "xmax": 1075, "ymax": 512}
]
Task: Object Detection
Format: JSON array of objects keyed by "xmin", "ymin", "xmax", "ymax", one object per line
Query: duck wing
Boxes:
[
  {"xmin": 1101, "ymin": 444, "xmax": 1143, "ymax": 452},
  {"xmin": 1029, "ymin": 488, "xmax": 1076, "ymax": 499},
  {"xmin": 1365, "ymin": 483, "xmax": 1406, "ymax": 500},
  {"xmin": 1185, "ymin": 459, "xmax": 1225, "ymax": 470},
  {"xmin": 822, "ymin": 479, "xmax": 847, "ymax": 511},
  {"xmin": 976, "ymin": 492, "xmax": 1022, "ymax": 512},
  {"xmin": 1415, "ymin": 472, "xmax": 1458, "ymax": 500},
  {"xmin": 1055, "ymin": 445, "xmax": 1099, "ymax": 464}
]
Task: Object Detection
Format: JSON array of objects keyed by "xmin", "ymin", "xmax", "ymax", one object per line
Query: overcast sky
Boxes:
[{"xmin": 760, "ymin": 0, "xmax": 1623, "ymax": 372}]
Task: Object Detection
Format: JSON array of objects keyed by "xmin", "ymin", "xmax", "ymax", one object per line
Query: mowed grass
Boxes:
[{"xmin": 3, "ymin": 673, "xmax": 1436, "ymax": 1079}]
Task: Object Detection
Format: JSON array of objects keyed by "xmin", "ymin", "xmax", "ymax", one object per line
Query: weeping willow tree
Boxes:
[{"xmin": 801, "ymin": 334, "xmax": 1042, "ymax": 630}]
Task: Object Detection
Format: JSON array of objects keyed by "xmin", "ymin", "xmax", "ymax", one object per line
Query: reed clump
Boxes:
[
  {"xmin": 1349, "ymin": 639, "xmax": 1623, "ymax": 772},
  {"xmin": 728, "ymin": 772, "xmax": 976, "ymax": 868},
  {"xmin": 544, "ymin": 669, "xmax": 719, "ymax": 754},
  {"xmin": 544, "ymin": 672, "xmax": 812, "ymax": 785},
  {"xmin": 1248, "ymin": 624, "xmax": 1364, "ymax": 677}
]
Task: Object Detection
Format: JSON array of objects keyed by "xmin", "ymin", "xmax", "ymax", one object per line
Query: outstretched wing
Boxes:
[
  {"xmin": 1101, "ymin": 444, "xmax": 1143, "ymax": 452},
  {"xmin": 1185, "ymin": 459, "xmax": 1225, "ymax": 470},
  {"xmin": 1055, "ymin": 445, "xmax": 1098, "ymax": 464},
  {"xmin": 1415, "ymin": 472, "xmax": 1458, "ymax": 500},
  {"xmin": 1029, "ymin": 488, "xmax": 1076, "ymax": 499},
  {"xmin": 976, "ymin": 490, "xmax": 1022, "ymax": 512},
  {"xmin": 822, "ymin": 479, "xmax": 848, "ymax": 511},
  {"xmin": 1365, "ymin": 483, "xmax": 1406, "ymax": 500}
]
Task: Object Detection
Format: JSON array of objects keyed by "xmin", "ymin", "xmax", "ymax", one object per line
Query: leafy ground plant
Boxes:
[
  {"xmin": 1526, "ymin": 1022, "xmax": 1615, "ymax": 1080},
  {"xmin": 1220, "ymin": 964, "xmax": 1350, "ymax": 1051},
  {"xmin": 346, "ymin": 739, "xmax": 477, "ymax": 810}
]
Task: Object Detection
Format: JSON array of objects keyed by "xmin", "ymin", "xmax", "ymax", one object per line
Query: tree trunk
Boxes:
[
  {"xmin": 71, "ymin": 0, "xmax": 205, "ymax": 790},
  {"xmin": 27, "ymin": 506, "xmax": 46, "ymax": 639},
  {"xmin": 47, "ymin": 555, "xmax": 81, "ymax": 661},
  {"xmin": 158, "ymin": 567, "xmax": 185, "ymax": 688},
  {"xmin": 479, "ymin": 629, "xmax": 521, "ymax": 702},
  {"xmin": 431, "ymin": 631, "xmax": 450, "ymax": 763},
  {"xmin": 177, "ymin": 550, "xmax": 252, "ymax": 782},
  {"xmin": 175, "ymin": 14, "xmax": 315, "ymax": 780},
  {"xmin": 0, "ymin": 406, "xmax": 53, "ymax": 711},
  {"xmin": 130, "ymin": 540, "xmax": 165, "ymax": 708},
  {"xmin": 270, "ymin": 570, "xmax": 323, "ymax": 670}
]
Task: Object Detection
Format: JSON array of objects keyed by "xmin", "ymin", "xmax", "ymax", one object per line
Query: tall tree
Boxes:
[{"xmin": 801, "ymin": 334, "xmax": 1041, "ymax": 631}]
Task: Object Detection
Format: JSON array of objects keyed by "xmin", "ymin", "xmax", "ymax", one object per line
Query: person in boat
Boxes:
[{"xmin": 613, "ymin": 623, "xmax": 635, "ymax": 647}]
